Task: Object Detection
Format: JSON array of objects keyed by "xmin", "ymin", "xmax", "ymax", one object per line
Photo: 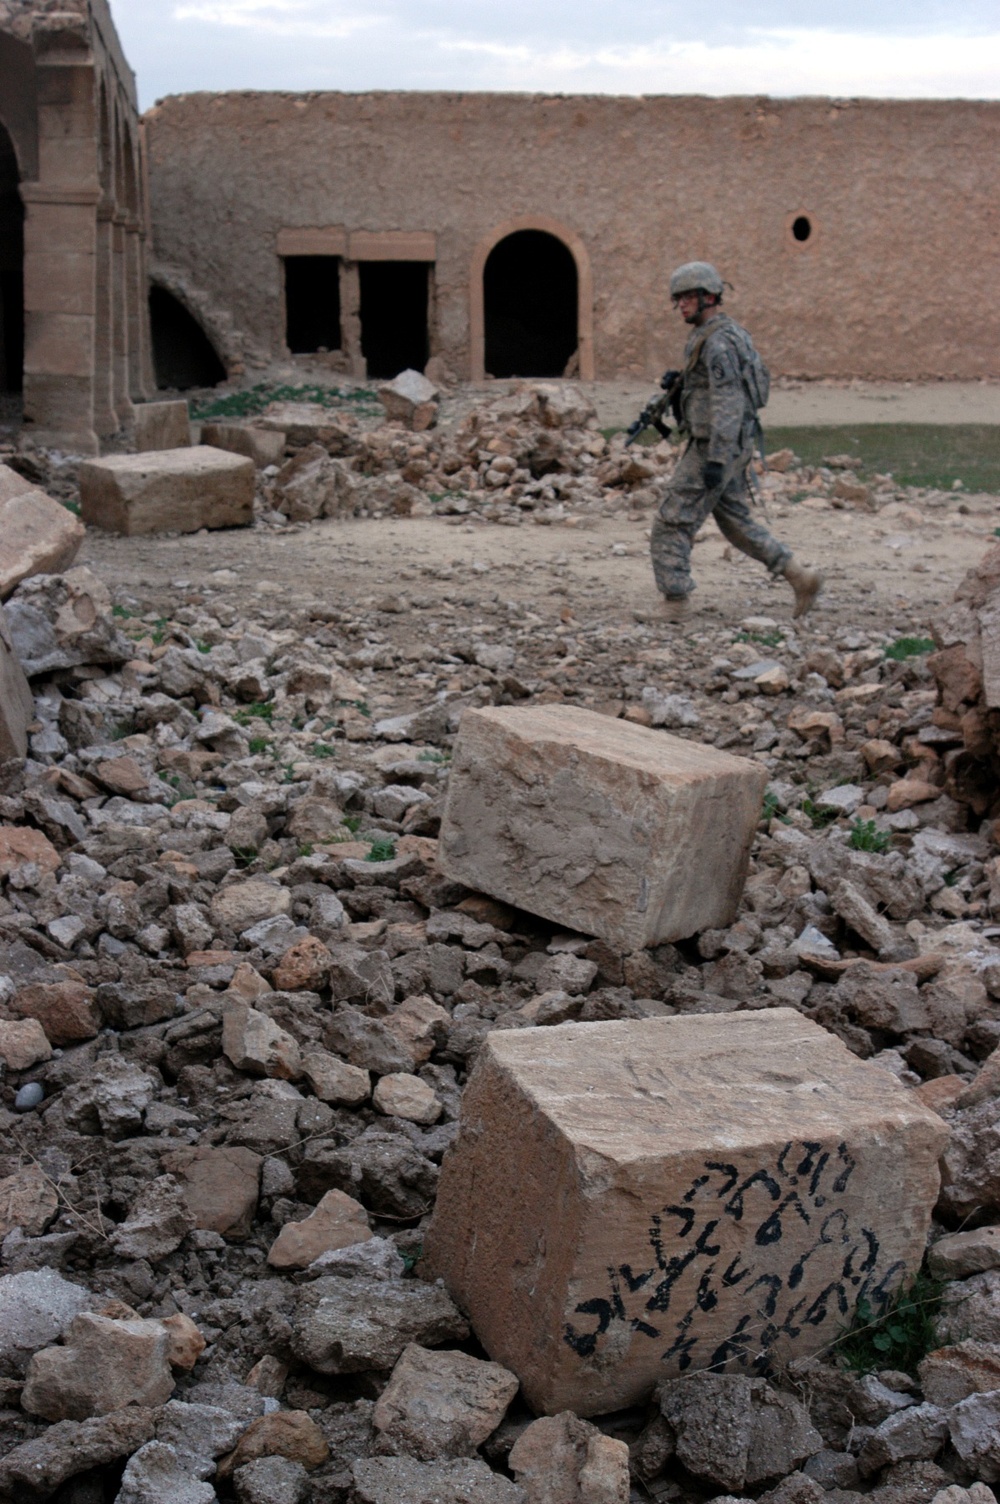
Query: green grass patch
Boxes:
[
  {"xmin": 247, "ymin": 735, "xmax": 271, "ymax": 756},
  {"xmin": 233, "ymin": 702, "xmax": 274, "ymax": 725},
  {"xmin": 231, "ymin": 846, "xmax": 258, "ymax": 869},
  {"xmin": 885, "ymin": 636, "xmax": 935, "ymax": 662},
  {"xmin": 837, "ymin": 1274, "xmax": 943, "ymax": 1377},
  {"xmin": 761, "ymin": 789, "xmax": 790, "ymax": 826},
  {"xmin": 190, "ymin": 382, "xmax": 380, "ymax": 422},
  {"xmin": 417, "ymin": 749, "xmax": 448, "ymax": 764},
  {"xmin": 801, "ymin": 797, "xmax": 839, "ymax": 830},
  {"xmin": 849, "ymin": 818, "xmax": 891, "ymax": 854},
  {"xmin": 763, "ymin": 423, "xmax": 1000, "ymax": 492},
  {"xmin": 312, "ymin": 741, "xmax": 337, "ymax": 758},
  {"xmin": 366, "ymin": 835, "xmax": 397, "ymax": 863},
  {"xmin": 342, "ymin": 814, "xmax": 362, "ymax": 834}
]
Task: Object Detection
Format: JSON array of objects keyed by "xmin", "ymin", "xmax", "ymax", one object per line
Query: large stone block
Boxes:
[
  {"xmin": 134, "ymin": 400, "xmax": 191, "ymax": 452},
  {"xmin": 78, "ymin": 446, "xmax": 254, "ymax": 535},
  {"xmin": 0, "ymin": 463, "xmax": 84, "ymax": 600},
  {"xmin": 201, "ymin": 422, "xmax": 286, "ymax": 467},
  {"xmin": 0, "ymin": 604, "xmax": 33, "ymax": 760},
  {"xmin": 423, "ymin": 1010, "xmax": 948, "ymax": 1417},
  {"xmin": 437, "ymin": 705, "xmax": 767, "ymax": 949}
]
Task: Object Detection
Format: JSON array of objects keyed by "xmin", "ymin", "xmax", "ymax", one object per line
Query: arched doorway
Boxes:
[
  {"xmin": 0, "ymin": 121, "xmax": 24, "ymax": 396},
  {"xmin": 149, "ymin": 286, "xmax": 226, "ymax": 390},
  {"xmin": 483, "ymin": 230, "xmax": 578, "ymax": 379}
]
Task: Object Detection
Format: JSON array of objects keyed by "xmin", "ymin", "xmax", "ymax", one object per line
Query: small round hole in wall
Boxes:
[{"xmin": 791, "ymin": 215, "xmax": 812, "ymax": 243}]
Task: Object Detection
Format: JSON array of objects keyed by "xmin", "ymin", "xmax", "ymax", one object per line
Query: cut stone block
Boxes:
[
  {"xmin": 201, "ymin": 423, "xmax": 286, "ymax": 467},
  {"xmin": 0, "ymin": 603, "xmax": 34, "ymax": 760},
  {"xmin": 981, "ymin": 588, "xmax": 1000, "ymax": 710},
  {"xmin": 133, "ymin": 400, "xmax": 191, "ymax": 452},
  {"xmin": 0, "ymin": 463, "xmax": 84, "ymax": 600},
  {"xmin": 78, "ymin": 446, "xmax": 254, "ymax": 536},
  {"xmin": 423, "ymin": 1010, "xmax": 948, "ymax": 1417},
  {"xmin": 437, "ymin": 705, "xmax": 768, "ymax": 949}
]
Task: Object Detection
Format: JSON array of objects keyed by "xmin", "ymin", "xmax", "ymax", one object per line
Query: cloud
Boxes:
[{"xmin": 171, "ymin": 0, "xmax": 384, "ymax": 38}]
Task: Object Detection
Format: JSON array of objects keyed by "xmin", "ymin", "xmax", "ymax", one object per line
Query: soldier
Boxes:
[{"xmin": 650, "ymin": 262, "xmax": 822, "ymax": 623}]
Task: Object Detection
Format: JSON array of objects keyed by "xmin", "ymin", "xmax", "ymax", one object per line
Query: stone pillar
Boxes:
[
  {"xmin": 339, "ymin": 260, "xmax": 365, "ymax": 379},
  {"xmin": 92, "ymin": 201, "xmax": 116, "ymax": 437},
  {"xmin": 20, "ymin": 19, "xmax": 100, "ymax": 453},
  {"xmin": 124, "ymin": 219, "xmax": 146, "ymax": 401},
  {"xmin": 111, "ymin": 213, "xmax": 133, "ymax": 427}
]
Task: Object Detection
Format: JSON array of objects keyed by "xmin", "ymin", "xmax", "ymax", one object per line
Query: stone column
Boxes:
[
  {"xmin": 21, "ymin": 19, "xmax": 100, "ymax": 453},
  {"xmin": 92, "ymin": 199, "xmax": 116, "ymax": 437},
  {"xmin": 124, "ymin": 218, "xmax": 146, "ymax": 401},
  {"xmin": 339, "ymin": 260, "xmax": 365, "ymax": 379},
  {"xmin": 111, "ymin": 212, "xmax": 133, "ymax": 427}
]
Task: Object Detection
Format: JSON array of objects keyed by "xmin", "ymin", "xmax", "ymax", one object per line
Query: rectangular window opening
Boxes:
[{"xmin": 284, "ymin": 255, "xmax": 342, "ymax": 354}]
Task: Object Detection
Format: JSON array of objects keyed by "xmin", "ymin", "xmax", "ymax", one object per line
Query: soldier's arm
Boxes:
[{"xmin": 705, "ymin": 337, "xmax": 745, "ymax": 464}]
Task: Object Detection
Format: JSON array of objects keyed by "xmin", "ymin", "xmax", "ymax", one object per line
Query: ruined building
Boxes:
[
  {"xmin": 4, "ymin": 2, "xmax": 1000, "ymax": 452},
  {"xmin": 0, "ymin": 0, "xmax": 152, "ymax": 453}
]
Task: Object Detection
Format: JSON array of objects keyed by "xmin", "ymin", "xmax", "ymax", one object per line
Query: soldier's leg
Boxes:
[
  {"xmin": 712, "ymin": 458, "xmax": 792, "ymax": 577},
  {"xmin": 712, "ymin": 458, "xmax": 821, "ymax": 616},
  {"xmin": 650, "ymin": 442, "xmax": 715, "ymax": 601}
]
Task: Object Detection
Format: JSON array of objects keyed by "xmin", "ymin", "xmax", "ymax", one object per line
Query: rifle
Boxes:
[{"xmin": 624, "ymin": 368, "xmax": 682, "ymax": 448}]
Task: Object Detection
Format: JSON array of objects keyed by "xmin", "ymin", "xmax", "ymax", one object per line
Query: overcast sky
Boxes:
[{"xmin": 110, "ymin": 1, "xmax": 1000, "ymax": 110}]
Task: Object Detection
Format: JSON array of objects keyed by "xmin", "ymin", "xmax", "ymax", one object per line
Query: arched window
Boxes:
[{"xmin": 483, "ymin": 230, "xmax": 577, "ymax": 379}]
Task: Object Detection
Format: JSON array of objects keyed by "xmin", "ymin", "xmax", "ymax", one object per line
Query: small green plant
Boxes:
[
  {"xmin": 112, "ymin": 604, "xmax": 136, "ymax": 620},
  {"xmin": 149, "ymin": 618, "xmax": 169, "ymax": 647},
  {"xmin": 761, "ymin": 789, "xmax": 790, "ymax": 825},
  {"xmin": 312, "ymin": 741, "xmax": 336, "ymax": 758},
  {"xmin": 247, "ymin": 735, "xmax": 271, "ymax": 756},
  {"xmin": 735, "ymin": 629, "xmax": 785, "ymax": 649},
  {"xmin": 417, "ymin": 749, "xmax": 447, "ymax": 764},
  {"xmin": 297, "ymin": 843, "xmax": 314, "ymax": 857},
  {"xmin": 401, "ymin": 1242, "xmax": 423, "ymax": 1273},
  {"xmin": 196, "ymin": 640, "xmax": 211, "ymax": 654},
  {"xmin": 885, "ymin": 636, "xmax": 935, "ymax": 661},
  {"xmin": 994, "ymin": 527, "xmax": 1000, "ymax": 538},
  {"xmin": 837, "ymin": 1274, "xmax": 943, "ymax": 1376},
  {"xmin": 801, "ymin": 797, "xmax": 839, "ymax": 830},
  {"xmin": 849, "ymin": 818, "xmax": 891, "ymax": 853},
  {"xmin": 366, "ymin": 835, "xmax": 396, "ymax": 862},
  {"xmin": 231, "ymin": 846, "xmax": 258, "ymax": 869},
  {"xmin": 233, "ymin": 702, "xmax": 274, "ymax": 725},
  {"xmin": 342, "ymin": 814, "xmax": 362, "ymax": 834}
]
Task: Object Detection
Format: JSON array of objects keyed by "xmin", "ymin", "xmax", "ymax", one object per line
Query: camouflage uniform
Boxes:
[{"xmin": 650, "ymin": 312, "xmax": 791, "ymax": 601}]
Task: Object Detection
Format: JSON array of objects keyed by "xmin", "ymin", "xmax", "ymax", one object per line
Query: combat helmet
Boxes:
[{"xmin": 669, "ymin": 261, "xmax": 725, "ymax": 300}]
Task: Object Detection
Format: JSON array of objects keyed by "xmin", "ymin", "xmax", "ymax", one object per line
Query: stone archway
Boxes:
[{"xmin": 470, "ymin": 215, "xmax": 594, "ymax": 382}]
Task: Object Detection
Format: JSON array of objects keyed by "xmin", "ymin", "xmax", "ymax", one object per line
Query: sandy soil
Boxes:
[{"xmin": 80, "ymin": 487, "xmax": 997, "ymax": 656}]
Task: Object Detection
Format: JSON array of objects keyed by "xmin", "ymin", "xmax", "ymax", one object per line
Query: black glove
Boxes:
[
  {"xmin": 659, "ymin": 368, "xmax": 680, "ymax": 391},
  {"xmin": 703, "ymin": 460, "xmax": 725, "ymax": 491}
]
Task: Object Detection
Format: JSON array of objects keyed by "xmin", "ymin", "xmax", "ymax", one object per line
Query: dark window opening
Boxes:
[
  {"xmin": 484, "ymin": 230, "xmax": 578, "ymax": 379},
  {"xmin": 358, "ymin": 261, "xmax": 429, "ymax": 379},
  {"xmin": 0, "ymin": 123, "xmax": 24, "ymax": 393},
  {"xmin": 149, "ymin": 286, "xmax": 226, "ymax": 390},
  {"xmin": 284, "ymin": 255, "xmax": 342, "ymax": 354},
  {"xmin": 792, "ymin": 215, "xmax": 812, "ymax": 243}
]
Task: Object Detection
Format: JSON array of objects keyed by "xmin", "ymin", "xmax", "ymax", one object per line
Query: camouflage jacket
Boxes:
[{"xmin": 679, "ymin": 313, "xmax": 759, "ymax": 464}]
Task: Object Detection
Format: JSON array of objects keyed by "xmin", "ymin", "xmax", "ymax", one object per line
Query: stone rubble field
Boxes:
[{"xmin": 0, "ymin": 380, "xmax": 999, "ymax": 1503}]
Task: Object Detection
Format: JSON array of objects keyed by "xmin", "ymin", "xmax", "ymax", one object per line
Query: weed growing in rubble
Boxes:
[
  {"xmin": 233, "ymin": 702, "xmax": 274, "ymax": 726},
  {"xmin": 418, "ymin": 750, "xmax": 448, "ymax": 764},
  {"xmin": 760, "ymin": 790, "xmax": 790, "ymax": 826},
  {"xmin": 342, "ymin": 815, "xmax": 362, "ymax": 834},
  {"xmin": 111, "ymin": 605, "xmax": 136, "ymax": 620},
  {"xmin": 884, "ymin": 636, "xmax": 935, "ymax": 661},
  {"xmin": 232, "ymin": 847, "xmax": 258, "ymax": 869},
  {"xmin": 366, "ymin": 836, "xmax": 396, "ymax": 863},
  {"xmin": 734, "ymin": 629, "xmax": 785, "ymax": 649},
  {"xmin": 837, "ymin": 1273, "xmax": 943, "ymax": 1376},
  {"xmin": 312, "ymin": 742, "xmax": 336, "ymax": 758},
  {"xmin": 801, "ymin": 797, "xmax": 839, "ymax": 830},
  {"xmin": 247, "ymin": 736, "xmax": 270, "ymax": 756},
  {"xmin": 849, "ymin": 819, "xmax": 891, "ymax": 854}
]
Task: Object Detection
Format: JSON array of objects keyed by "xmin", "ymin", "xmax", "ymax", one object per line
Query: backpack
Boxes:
[{"xmin": 720, "ymin": 318, "xmax": 770, "ymax": 412}]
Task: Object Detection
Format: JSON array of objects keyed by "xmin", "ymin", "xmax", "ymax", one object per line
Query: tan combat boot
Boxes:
[
  {"xmin": 660, "ymin": 596, "xmax": 691, "ymax": 624},
  {"xmin": 783, "ymin": 559, "xmax": 823, "ymax": 618}
]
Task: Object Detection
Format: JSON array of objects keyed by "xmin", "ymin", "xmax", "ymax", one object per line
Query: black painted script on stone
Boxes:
[{"xmin": 563, "ymin": 1139, "xmax": 905, "ymax": 1376}]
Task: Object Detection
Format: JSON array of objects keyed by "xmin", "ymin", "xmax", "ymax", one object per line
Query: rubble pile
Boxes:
[{"xmin": 1, "ymin": 480, "xmax": 1000, "ymax": 1499}]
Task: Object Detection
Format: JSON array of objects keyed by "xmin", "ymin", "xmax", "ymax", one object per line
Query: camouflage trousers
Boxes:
[{"xmin": 650, "ymin": 438, "xmax": 792, "ymax": 601}]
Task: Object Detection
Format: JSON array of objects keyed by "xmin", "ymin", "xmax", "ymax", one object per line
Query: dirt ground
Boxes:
[{"xmin": 80, "ymin": 479, "xmax": 998, "ymax": 654}]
